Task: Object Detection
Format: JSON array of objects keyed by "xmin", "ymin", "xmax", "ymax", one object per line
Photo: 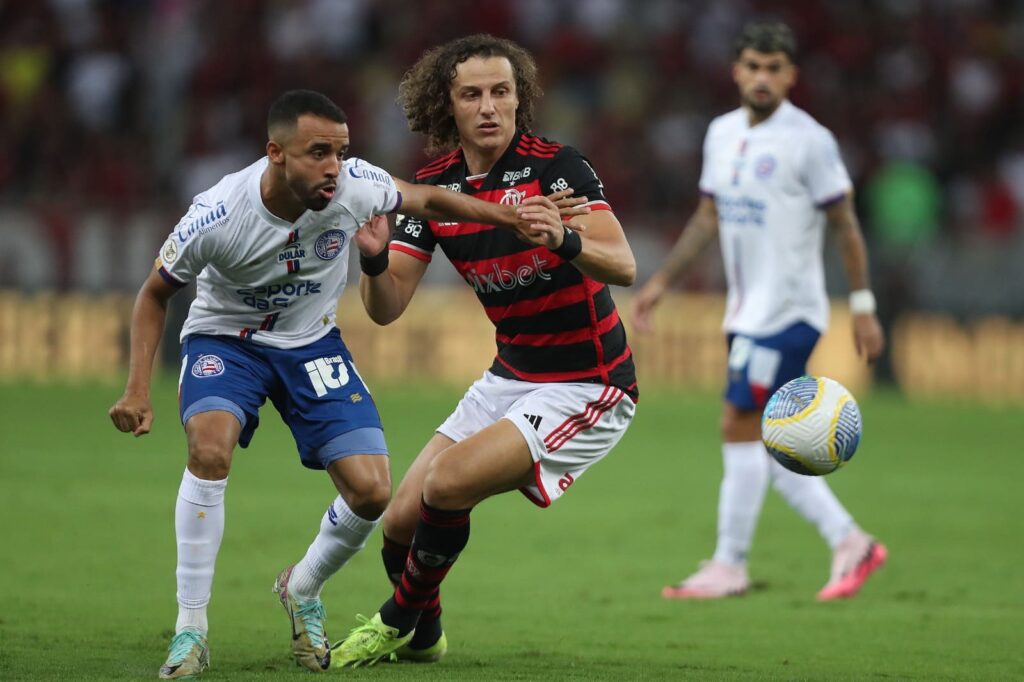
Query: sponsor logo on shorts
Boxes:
[
  {"xmin": 315, "ymin": 229, "xmax": 346, "ymax": 260},
  {"xmin": 304, "ymin": 354, "xmax": 351, "ymax": 397},
  {"xmin": 524, "ymin": 413, "xmax": 543, "ymax": 430},
  {"xmin": 191, "ymin": 354, "xmax": 224, "ymax": 377}
]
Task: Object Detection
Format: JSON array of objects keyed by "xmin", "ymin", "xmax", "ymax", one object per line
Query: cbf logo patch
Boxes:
[
  {"xmin": 161, "ymin": 239, "xmax": 178, "ymax": 264},
  {"xmin": 315, "ymin": 230, "xmax": 346, "ymax": 260},
  {"xmin": 754, "ymin": 154, "xmax": 777, "ymax": 179},
  {"xmin": 191, "ymin": 354, "xmax": 225, "ymax": 377}
]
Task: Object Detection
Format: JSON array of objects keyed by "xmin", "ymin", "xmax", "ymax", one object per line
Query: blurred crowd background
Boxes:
[{"xmin": 1, "ymin": 0, "xmax": 1022, "ymax": 371}]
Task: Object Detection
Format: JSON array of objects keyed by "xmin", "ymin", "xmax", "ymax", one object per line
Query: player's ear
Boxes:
[{"xmin": 266, "ymin": 139, "xmax": 285, "ymax": 165}]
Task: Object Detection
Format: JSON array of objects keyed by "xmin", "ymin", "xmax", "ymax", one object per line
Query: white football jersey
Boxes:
[
  {"xmin": 158, "ymin": 156, "xmax": 401, "ymax": 348},
  {"xmin": 699, "ymin": 100, "xmax": 852, "ymax": 336}
]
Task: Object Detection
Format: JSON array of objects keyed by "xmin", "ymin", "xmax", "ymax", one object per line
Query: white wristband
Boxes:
[{"xmin": 849, "ymin": 289, "xmax": 876, "ymax": 315}]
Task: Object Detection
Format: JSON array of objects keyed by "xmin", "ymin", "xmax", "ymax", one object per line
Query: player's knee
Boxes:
[
  {"xmin": 344, "ymin": 478, "xmax": 391, "ymax": 520},
  {"xmin": 422, "ymin": 459, "xmax": 473, "ymax": 510},
  {"xmin": 721, "ymin": 406, "xmax": 762, "ymax": 442},
  {"xmin": 186, "ymin": 441, "xmax": 231, "ymax": 480}
]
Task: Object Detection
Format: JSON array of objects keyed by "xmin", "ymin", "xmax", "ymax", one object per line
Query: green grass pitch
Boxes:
[{"xmin": 1, "ymin": 379, "xmax": 1022, "ymax": 680}]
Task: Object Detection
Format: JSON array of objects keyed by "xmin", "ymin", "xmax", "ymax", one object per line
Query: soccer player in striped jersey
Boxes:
[
  {"xmin": 332, "ymin": 34, "xmax": 638, "ymax": 666},
  {"xmin": 108, "ymin": 89, "xmax": 553, "ymax": 678},
  {"xmin": 631, "ymin": 22, "xmax": 887, "ymax": 601}
]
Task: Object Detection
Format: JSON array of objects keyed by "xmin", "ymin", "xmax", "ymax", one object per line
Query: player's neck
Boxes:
[
  {"xmin": 460, "ymin": 134, "xmax": 513, "ymax": 177},
  {"xmin": 745, "ymin": 101, "xmax": 783, "ymax": 127},
  {"xmin": 260, "ymin": 167, "xmax": 305, "ymax": 223}
]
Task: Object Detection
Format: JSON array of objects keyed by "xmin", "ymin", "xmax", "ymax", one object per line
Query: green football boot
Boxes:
[{"xmin": 330, "ymin": 613, "xmax": 414, "ymax": 668}]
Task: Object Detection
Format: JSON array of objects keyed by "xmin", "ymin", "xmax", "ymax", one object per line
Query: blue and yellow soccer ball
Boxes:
[{"xmin": 761, "ymin": 375, "xmax": 862, "ymax": 476}]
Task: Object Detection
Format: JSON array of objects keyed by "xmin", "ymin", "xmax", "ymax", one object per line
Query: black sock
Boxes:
[
  {"xmin": 382, "ymin": 534, "xmax": 443, "ymax": 648},
  {"xmin": 379, "ymin": 499, "xmax": 470, "ymax": 637}
]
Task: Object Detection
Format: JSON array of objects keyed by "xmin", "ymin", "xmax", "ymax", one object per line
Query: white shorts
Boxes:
[{"xmin": 437, "ymin": 371, "xmax": 636, "ymax": 507}]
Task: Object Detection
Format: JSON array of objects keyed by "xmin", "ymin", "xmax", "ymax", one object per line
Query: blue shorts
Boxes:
[
  {"xmin": 724, "ymin": 322, "xmax": 820, "ymax": 411},
  {"xmin": 178, "ymin": 328, "xmax": 387, "ymax": 470}
]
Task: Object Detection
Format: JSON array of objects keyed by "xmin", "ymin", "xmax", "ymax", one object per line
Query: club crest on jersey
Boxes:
[
  {"xmin": 191, "ymin": 354, "xmax": 225, "ymax": 377},
  {"xmin": 755, "ymin": 154, "xmax": 777, "ymax": 179},
  {"xmin": 500, "ymin": 188, "xmax": 526, "ymax": 206},
  {"xmin": 315, "ymin": 229, "xmax": 346, "ymax": 260}
]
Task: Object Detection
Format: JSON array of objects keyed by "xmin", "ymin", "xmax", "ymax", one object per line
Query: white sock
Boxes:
[
  {"xmin": 769, "ymin": 458, "xmax": 855, "ymax": 549},
  {"xmin": 712, "ymin": 441, "xmax": 770, "ymax": 566},
  {"xmin": 174, "ymin": 468, "xmax": 227, "ymax": 634},
  {"xmin": 288, "ymin": 496, "xmax": 380, "ymax": 600}
]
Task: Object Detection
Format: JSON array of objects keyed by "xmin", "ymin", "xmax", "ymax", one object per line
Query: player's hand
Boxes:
[
  {"xmin": 630, "ymin": 277, "xmax": 668, "ymax": 334},
  {"xmin": 504, "ymin": 189, "xmax": 589, "ymax": 247},
  {"xmin": 355, "ymin": 214, "xmax": 390, "ymax": 257},
  {"xmin": 852, "ymin": 313, "xmax": 885, "ymax": 362},
  {"xmin": 109, "ymin": 392, "xmax": 154, "ymax": 437},
  {"xmin": 514, "ymin": 194, "xmax": 568, "ymax": 248},
  {"xmin": 546, "ymin": 188, "xmax": 591, "ymax": 221}
]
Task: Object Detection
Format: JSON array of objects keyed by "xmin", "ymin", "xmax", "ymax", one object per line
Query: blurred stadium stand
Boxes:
[{"xmin": 1, "ymin": 0, "xmax": 1022, "ymax": 398}]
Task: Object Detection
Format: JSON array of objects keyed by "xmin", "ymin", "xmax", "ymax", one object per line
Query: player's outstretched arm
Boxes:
[
  {"xmin": 391, "ymin": 178, "xmax": 591, "ymax": 233},
  {"xmin": 825, "ymin": 194, "xmax": 885, "ymax": 361},
  {"xmin": 394, "ymin": 178, "xmax": 521, "ymax": 227},
  {"xmin": 630, "ymin": 196, "xmax": 718, "ymax": 333},
  {"xmin": 109, "ymin": 266, "xmax": 178, "ymax": 436},
  {"xmin": 356, "ymin": 215, "xmax": 429, "ymax": 326}
]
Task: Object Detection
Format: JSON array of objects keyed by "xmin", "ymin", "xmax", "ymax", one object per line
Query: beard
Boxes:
[
  {"xmin": 291, "ymin": 180, "xmax": 331, "ymax": 212},
  {"xmin": 742, "ymin": 90, "xmax": 781, "ymax": 116}
]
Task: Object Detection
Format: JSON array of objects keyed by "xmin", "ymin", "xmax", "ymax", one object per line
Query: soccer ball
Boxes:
[{"xmin": 761, "ymin": 375, "xmax": 862, "ymax": 476}]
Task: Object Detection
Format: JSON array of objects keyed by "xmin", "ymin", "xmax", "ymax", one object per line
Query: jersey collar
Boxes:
[
  {"xmin": 459, "ymin": 130, "xmax": 524, "ymax": 193},
  {"xmin": 248, "ymin": 156, "xmax": 300, "ymax": 229}
]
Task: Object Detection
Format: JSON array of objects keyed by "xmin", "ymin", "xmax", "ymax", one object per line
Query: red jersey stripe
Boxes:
[
  {"xmin": 431, "ymin": 221, "xmax": 500, "ymax": 237},
  {"xmin": 447, "ymin": 246, "xmax": 564, "ymax": 276},
  {"xmin": 496, "ymin": 346, "xmax": 634, "ymax": 384},
  {"xmin": 416, "ymin": 150, "xmax": 461, "ymax": 178},
  {"xmin": 483, "ymin": 283, "xmax": 588, "ymax": 322},
  {"xmin": 496, "ymin": 308, "xmax": 621, "ymax": 347}
]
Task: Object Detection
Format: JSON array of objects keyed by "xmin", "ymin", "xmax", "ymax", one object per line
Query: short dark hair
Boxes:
[
  {"xmin": 398, "ymin": 34, "xmax": 542, "ymax": 156},
  {"xmin": 267, "ymin": 90, "xmax": 347, "ymax": 135},
  {"xmin": 734, "ymin": 21, "xmax": 797, "ymax": 61}
]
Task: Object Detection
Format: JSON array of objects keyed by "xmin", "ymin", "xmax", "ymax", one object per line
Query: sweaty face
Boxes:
[
  {"xmin": 278, "ymin": 115, "xmax": 350, "ymax": 211},
  {"xmin": 733, "ymin": 49, "xmax": 796, "ymax": 117},
  {"xmin": 449, "ymin": 56, "xmax": 519, "ymax": 156}
]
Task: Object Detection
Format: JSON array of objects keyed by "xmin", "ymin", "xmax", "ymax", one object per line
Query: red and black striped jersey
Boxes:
[{"xmin": 392, "ymin": 131, "xmax": 638, "ymax": 400}]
